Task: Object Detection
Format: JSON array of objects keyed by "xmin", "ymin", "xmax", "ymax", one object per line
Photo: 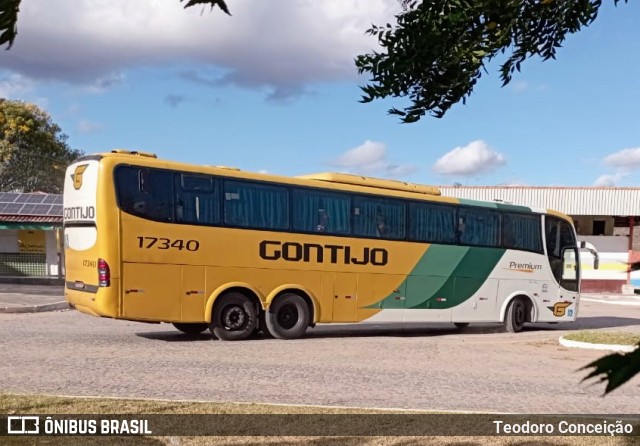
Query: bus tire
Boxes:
[
  {"xmin": 264, "ymin": 293, "xmax": 310, "ymax": 340},
  {"xmin": 453, "ymin": 322, "xmax": 469, "ymax": 329},
  {"xmin": 172, "ymin": 323, "xmax": 208, "ymax": 335},
  {"xmin": 210, "ymin": 292, "xmax": 257, "ymax": 341},
  {"xmin": 505, "ymin": 297, "xmax": 526, "ymax": 333}
]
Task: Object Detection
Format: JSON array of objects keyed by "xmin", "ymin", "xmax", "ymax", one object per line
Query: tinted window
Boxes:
[
  {"xmin": 115, "ymin": 166, "xmax": 173, "ymax": 222},
  {"xmin": 176, "ymin": 174, "xmax": 220, "ymax": 225},
  {"xmin": 353, "ymin": 197, "xmax": 405, "ymax": 239},
  {"xmin": 224, "ymin": 180, "xmax": 288, "ymax": 230},
  {"xmin": 545, "ymin": 217, "xmax": 576, "ymax": 258},
  {"xmin": 546, "ymin": 217, "xmax": 577, "ymax": 287},
  {"xmin": 502, "ymin": 213, "xmax": 542, "ymax": 253},
  {"xmin": 292, "ymin": 189, "xmax": 350, "ymax": 235},
  {"xmin": 458, "ymin": 207, "xmax": 500, "ymax": 247},
  {"xmin": 408, "ymin": 202, "xmax": 456, "ymax": 244}
]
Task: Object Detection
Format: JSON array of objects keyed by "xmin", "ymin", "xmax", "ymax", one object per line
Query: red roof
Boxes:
[{"xmin": 0, "ymin": 215, "xmax": 62, "ymax": 223}]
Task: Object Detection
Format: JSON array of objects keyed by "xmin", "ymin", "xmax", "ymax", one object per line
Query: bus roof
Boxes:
[{"xmin": 297, "ymin": 172, "xmax": 441, "ymax": 196}]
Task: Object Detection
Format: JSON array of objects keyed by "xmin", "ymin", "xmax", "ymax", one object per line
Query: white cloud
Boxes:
[
  {"xmin": 3, "ymin": 0, "xmax": 401, "ymax": 100},
  {"xmin": 332, "ymin": 140, "xmax": 416, "ymax": 177},
  {"xmin": 77, "ymin": 120, "xmax": 104, "ymax": 133},
  {"xmin": 0, "ymin": 74, "xmax": 35, "ymax": 98},
  {"xmin": 433, "ymin": 140, "xmax": 506, "ymax": 176},
  {"xmin": 334, "ymin": 140, "xmax": 386, "ymax": 169},
  {"xmin": 604, "ymin": 147, "xmax": 640, "ymax": 169},
  {"xmin": 594, "ymin": 172, "xmax": 628, "ymax": 187}
]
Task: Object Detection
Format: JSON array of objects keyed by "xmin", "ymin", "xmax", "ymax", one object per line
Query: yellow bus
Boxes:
[{"xmin": 63, "ymin": 150, "xmax": 598, "ymax": 340}]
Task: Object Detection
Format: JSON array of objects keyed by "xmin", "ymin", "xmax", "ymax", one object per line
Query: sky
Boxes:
[{"xmin": 1, "ymin": 0, "xmax": 639, "ymax": 187}]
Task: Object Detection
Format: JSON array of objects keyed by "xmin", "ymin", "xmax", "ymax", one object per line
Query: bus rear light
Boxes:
[{"xmin": 98, "ymin": 258, "xmax": 111, "ymax": 287}]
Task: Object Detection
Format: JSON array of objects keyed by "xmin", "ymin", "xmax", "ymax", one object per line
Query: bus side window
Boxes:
[
  {"xmin": 115, "ymin": 166, "xmax": 173, "ymax": 223},
  {"xmin": 457, "ymin": 208, "xmax": 500, "ymax": 247},
  {"xmin": 291, "ymin": 189, "xmax": 350, "ymax": 235},
  {"xmin": 353, "ymin": 197, "xmax": 404, "ymax": 239},
  {"xmin": 502, "ymin": 213, "xmax": 542, "ymax": 253},
  {"xmin": 177, "ymin": 174, "xmax": 219, "ymax": 225},
  {"xmin": 223, "ymin": 180, "xmax": 288, "ymax": 230},
  {"xmin": 408, "ymin": 202, "xmax": 456, "ymax": 244}
]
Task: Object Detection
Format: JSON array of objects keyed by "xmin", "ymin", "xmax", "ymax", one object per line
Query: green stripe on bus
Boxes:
[
  {"xmin": 493, "ymin": 202, "xmax": 532, "ymax": 213},
  {"xmin": 457, "ymin": 199, "xmax": 532, "ymax": 214},
  {"xmin": 367, "ymin": 245, "xmax": 506, "ymax": 310},
  {"xmin": 458, "ymin": 198, "xmax": 498, "ymax": 208}
]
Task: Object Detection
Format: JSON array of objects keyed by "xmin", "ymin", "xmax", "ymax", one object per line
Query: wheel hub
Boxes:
[{"xmin": 223, "ymin": 306, "xmax": 246, "ymax": 330}]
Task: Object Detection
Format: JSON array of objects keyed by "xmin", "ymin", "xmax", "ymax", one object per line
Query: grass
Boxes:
[
  {"xmin": 563, "ymin": 331, "xmax": 640, "ymax": 346},
  {"xmin": 1, "ymin": 393, "xmax": 637, "ymax": 446}
]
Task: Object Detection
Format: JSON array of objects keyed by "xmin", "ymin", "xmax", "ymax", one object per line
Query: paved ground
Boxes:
[
  {"xmin": 0, "ymin": 283, "xmax": 66, "ymax": 313},
  {"xmin": 0, "ymin": 294, "xmax": 638, "ymax": 413}
]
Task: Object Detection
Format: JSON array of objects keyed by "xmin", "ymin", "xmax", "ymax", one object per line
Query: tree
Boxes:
[
  {"xmin": 0, "ymin": 0, "xmax": 230, "ymax": 49},
  {"xmin": 0, "ymin": 99, "xmax": 83, "ymax": 193},
  {"xmin": 356, "ymin": 0, "xmax": 628, "ymax": 122}
]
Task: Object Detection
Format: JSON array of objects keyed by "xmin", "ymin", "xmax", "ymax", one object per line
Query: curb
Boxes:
[
  {"xmin": 0, "ymin": 302, "xmax": 71, "ymax": 314},
  {"xmin": 559, "ymin": 336, "xmax": 638, "ymax": 353}
]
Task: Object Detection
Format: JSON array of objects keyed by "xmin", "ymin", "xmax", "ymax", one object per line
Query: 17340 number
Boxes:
[{"xmin": 136, "ymin": 237, "xmax": 200, "ymax": 251}]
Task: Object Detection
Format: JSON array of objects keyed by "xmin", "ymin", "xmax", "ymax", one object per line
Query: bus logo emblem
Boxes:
[
  {"xmin": 71, "ymin": 164, "xmax": 89, "ymax": 190},
  {"xmin": 548, "ymin": 301, "xmax": 572, "ymax": 317}
]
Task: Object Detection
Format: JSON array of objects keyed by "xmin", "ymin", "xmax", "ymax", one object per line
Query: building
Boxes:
[
  {"xmin": 0, "ymin": 192, "xmax": 63, "ymax": 281},
  {"xmin": 439, "ymin": 186, "xmax": 640, "ymax": 293}
]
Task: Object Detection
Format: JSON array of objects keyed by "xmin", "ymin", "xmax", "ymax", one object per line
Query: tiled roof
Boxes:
[{"xmin": 0, "ymin": 215, "xmax": 62, "ymax": 223}]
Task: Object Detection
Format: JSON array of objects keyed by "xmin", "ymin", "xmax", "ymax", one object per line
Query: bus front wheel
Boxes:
[
  {"xmin": 210, "ymin": 292, "xmax": 257, "ymax": 341},
  {"xmin": 264, "ymin": 293, "xmax": 310, "ymax": 340},
  {"xmin": 505, "ymin": 297, "xmax": 527, "ymax": 333},
  {"xmin": 173, "ymin": 323, "xmax": 208, "ymax": 335}
]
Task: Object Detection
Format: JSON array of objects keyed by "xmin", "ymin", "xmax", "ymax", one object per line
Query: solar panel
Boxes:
[
  {"xmin": 32, "ymin": 204, "xmax": 52, "ymax": 215},
  {"xmin": 47, "ymin": 204, "xmax": 63, "ymax": 216},
  {"xmin": 20, "ymin": 204, "xmax": 36, "ymax": 214},
  {"xmin": 0, "ymin": 193, "xmax": 20, "ymax": 203},
  {"xmin": 13, "ymin": 194, "xmax": 31, "ymax": 204},
  {"xmin": 0, "ymin": 193, "xmax": 63, "ymax": 216},
  {"xmin": 26, "ymin": 194, "xmax": 46, "ymax": 204},
  {"xmin": 3, "ymin": 203, "xmax": 23, "ymax": 213}
]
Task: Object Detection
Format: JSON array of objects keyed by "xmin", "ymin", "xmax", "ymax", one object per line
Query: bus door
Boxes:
[
  {"xmin": 181, "ymin": 266, "xmax": 206, "ymax": 322},
  {"xmin": 545, "ymin": 217, "xmax": 580, "ymax": 319},
  {"xmin": 556, "ymin": 247, "xmax": 580, "ymax": 318},
  {"xmin": 121, "ymin": 263, "xmax": 181, "ymax": 321}
]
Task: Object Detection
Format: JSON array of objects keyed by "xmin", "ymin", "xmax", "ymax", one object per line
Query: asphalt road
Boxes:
[{"xmin": 1, "ymin": 297, "xmax": 639, "ymax": 414}]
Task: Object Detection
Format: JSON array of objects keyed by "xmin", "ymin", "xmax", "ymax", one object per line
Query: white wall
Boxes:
[
  {"xmin": 46, "ymin": 230, "xmax": 60, "ymax": 277},
  {"xmin": 579, "ymin": 235, "xmax": 629, "ymax": 281}
]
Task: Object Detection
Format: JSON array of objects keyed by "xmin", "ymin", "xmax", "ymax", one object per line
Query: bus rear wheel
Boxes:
[
  {"xmin": 505, "ymin": 297, "xmax": 527, "ymax": 333},
  {"xmin": 173, "ymin": 323, "xmax": 208, "ymax": 335},
  {"xmin": 210, "ymin": 292, "xmax": 257, "ymax": 341},
  {"xmin": 264, "ymin": 293, "xmax": 310, "ymax": 340}
]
